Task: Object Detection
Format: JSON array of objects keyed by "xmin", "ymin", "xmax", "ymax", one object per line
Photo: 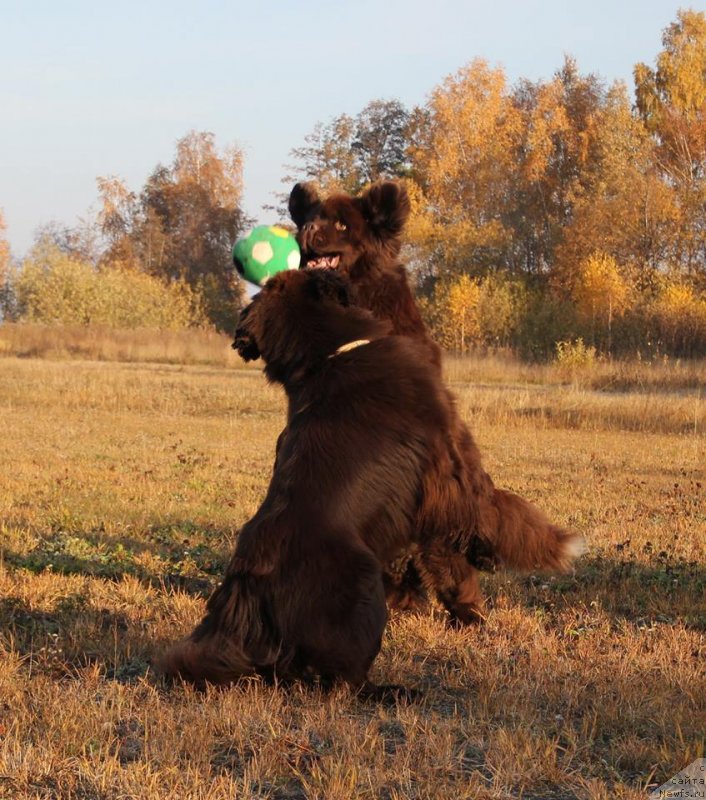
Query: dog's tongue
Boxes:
[{"xmin": 307, "ymin": 255, "xmax": 340, "ymax": 269}]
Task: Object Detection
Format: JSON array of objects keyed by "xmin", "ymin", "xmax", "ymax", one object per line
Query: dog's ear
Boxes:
[
  {"xmin": 289, "ymin": 182, "xmax": 321, "ymax": 228},
  {"xmin": 304, "ymin": 269, "xmax": 351, "ymax": 308},
  {"xmin": 360, "ymin": 181, "xmax": 410, "ymax": 239}
]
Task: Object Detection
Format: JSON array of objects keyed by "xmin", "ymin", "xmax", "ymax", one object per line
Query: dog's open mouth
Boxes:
[{"xmin": 306, "ymin": 254, "xmax": 340, "ymax": 269}]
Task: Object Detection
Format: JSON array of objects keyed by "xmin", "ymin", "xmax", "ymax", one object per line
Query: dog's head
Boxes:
[
  {"xmin": 233, "ymin": 269, "xmax": 390, "ymax": 385},
  {"xmin": 288, "ymin": 181, "xmax": 410, "ymax": 275}
]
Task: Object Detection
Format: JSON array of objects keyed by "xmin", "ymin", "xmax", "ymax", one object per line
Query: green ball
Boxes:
[{"xmin": 232, "ymin": 225, "xmax": 301, "ymax": 286}]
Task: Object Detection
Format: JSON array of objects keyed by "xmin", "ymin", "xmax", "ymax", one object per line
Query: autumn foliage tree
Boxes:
[
  {"xmin": 572, "ymin": 252, "xmax": 633, "ymax": 350},
  {"xmin": 635, "ymin": 9, "xmax": 706, "ymax": 278},
  {"xmin": 651, "ymin": 280, "xmax": 706, "ymax": 355},
  {"xmin": 287, "ymin": 114, "xmax": 361, "ymax": 195},
  {"xmin": 509, "ymin": 59, "xmax": 607, "ymax": 276},
  {"xmin": 1, "ymin": 132, "xmax": 247, "ymax": 334},
  {"xmin": 554, "ymin": 82, "xmax": 679, "ymax": 293},
  {"xmin": 410, "ymin": 59, "xmax": 522, "ymax": 276},
  {"xmin": 13, "ymin": 241, "xmax": 205, "ymax": 329},
  {"xmin": 97, "ymin": 131, "xmax": 247, "ymax": 332}
]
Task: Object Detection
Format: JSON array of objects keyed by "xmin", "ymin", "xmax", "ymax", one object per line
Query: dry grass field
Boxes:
[{"xmin": 0, "ymin": 330, "xmax": 704, "ymax": 799}]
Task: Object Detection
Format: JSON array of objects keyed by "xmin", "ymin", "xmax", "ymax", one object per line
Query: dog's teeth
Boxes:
[{"xmin": 307, "ymin": 255, "xmax": 340, "ymax": 269}]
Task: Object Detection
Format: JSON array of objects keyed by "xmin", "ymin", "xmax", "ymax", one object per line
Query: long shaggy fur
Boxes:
[
  {"xmin": 162, "ymin": 264, "xmax": 584, "ymax": 694},
  {"xmin": 289, "ymin": 181, "xmax": 584, "ymax": 617},
  {"xmin": 162, "ymin": 269, "xmax": 467, "ymax": 690}
]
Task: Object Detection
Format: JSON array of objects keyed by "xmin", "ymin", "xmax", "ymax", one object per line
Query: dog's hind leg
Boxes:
[
  {"xmin": 418, "ymin": 549, "xmax": 487, "ymax": 626},
  {"xmin": 383, "ymin": 558, "xmax": 429, "ymax": 613},
  {"xmin": 305, "ymin": 553, "xmax": 415, "ymax": 700}
]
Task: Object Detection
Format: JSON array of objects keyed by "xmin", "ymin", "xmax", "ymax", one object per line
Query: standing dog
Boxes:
[{"xmin": 289, "ymin": 181, "xmax": 584, "ymax": 620}]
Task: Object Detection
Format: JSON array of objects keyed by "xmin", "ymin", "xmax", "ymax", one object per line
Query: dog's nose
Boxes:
[{"xmin": 301, "ymin": 221, "xmax": 318, "ymax": 249}]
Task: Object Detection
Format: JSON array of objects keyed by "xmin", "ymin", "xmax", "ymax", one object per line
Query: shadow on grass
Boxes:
[
  {"xmin": 511, "ymin": 551, "xmax": 706, "ymax": 631},
  {"xmin": 0, "ymin": 594, "xmax": 152, "ymax": 682},
  {"xmin": 4, "ymin": 523, "xmax": 705, "ymax": 630},
  {"xmin": 0, "ymin": 520, "xmax": 237, "ymax": 596}
]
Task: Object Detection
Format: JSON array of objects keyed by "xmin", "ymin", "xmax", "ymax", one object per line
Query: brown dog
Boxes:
[
  {"xmin": 160, "ymin": 269, "xmax": 582, "ymax": 694},
  {"xmin": 289, "ymin": 180, "xmax": 584, "ymax": 620},
  {"xmin": 289, "ymin": 181, "xmax": 439, "ymax": 365},
  {"xmin": 161, "ymin": 269, "xmax": 457, "ymax": 696}
]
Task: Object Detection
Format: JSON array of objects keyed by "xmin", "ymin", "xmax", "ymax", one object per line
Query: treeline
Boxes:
[
  {"xmin": 285, "ymin": 9, "xmax": 706, "ymax": 358},
  {"xmin": 1, "ymin": 9, "xmax": 705, "ymax": 357},
  {"xmin": 0, "ymin": 132, "xmax": 246, "ymax": 333}
]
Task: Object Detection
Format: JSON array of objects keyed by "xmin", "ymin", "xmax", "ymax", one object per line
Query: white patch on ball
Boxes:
[
  {"xmin": 287, "ymin": 250, "xmax": 301, "ymax": 270},
  {"xmin": 252, "ymin": 241, "xmax": 274, "ymax": 265}
]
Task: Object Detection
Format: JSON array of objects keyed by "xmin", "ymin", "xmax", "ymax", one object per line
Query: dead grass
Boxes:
[
  {"xmin": 0, "ymin": 323, "xmax": 242, "ymax": 367},
  {"xmin": 444, "ymin": 351, "xmax": 706, "ymax": 393},
  {"xmin": 0, "ymin": 354, "xmax": 704, "ymax": 799},
  {"xmin": 2, "ymin": 323, "xmax": 705, "ymax": 394}
]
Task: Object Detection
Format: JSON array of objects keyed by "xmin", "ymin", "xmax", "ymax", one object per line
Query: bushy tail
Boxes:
[
  {"xmin": 485, "ymin": 488, "xmax": 585, "ymax": 573},
  {"xmin": 158, "ymin": 634, "xmax": 256, "ymax": 688}
]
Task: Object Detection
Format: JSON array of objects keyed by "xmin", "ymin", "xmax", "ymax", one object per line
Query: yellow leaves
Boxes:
[
  {"xmin": 572, "ymin": 253, "xmax": 632, "ymax": 323},
  {"xmin": 429, "ymin": 60, "xmax": 517, "ymax": 160},
  {"xmin": 174, "ymin": 131, "xmax": 244, "ymax": 211},
  {"xmin": 421, "ymin": 59, "xmax": 520, "ymax": 219},
  {"xmin": 635, "ymin": 9, "xmax": 706, "ymax": 194},
  {"xmin": 93, "ymin": 131, "xmax": 245, "ymax": 333},
  {"xmin": 96, "ymin": 176, "xmax": 135, "ymax": 241},
  {"xmin": 14, "ymin": 245, "xmax": 206, "ymax": 329},
  {"xmin": 657, "ymin": 10, "xmax": 706, "ymax": 119},
  {"xmin": 651, "ymin": 279, "xmax": 706, "ymax": 352},
  {"xmin": 447, "ymin": 274, "xmax": 482, "ymax": 346},
  {"xmin": 659, "ymin": 282, "xmax": 699, "ymax": 312},
  {"xmin": 289, "ymin": 115, "xmax": 361, "ymax": 196},
  {"xmin": 421, "ymin": 273, "xmax": 526, "ymax": 353},
  {"xmin": 419, "ymin": 274, "xmax": 481, "ymax": 352},
  {"xmin": 407, "ymin": 182, "xmax": 506, "ymax": 279},
  {"xmin": 522, "ymin": 80, "xmax": 571, "ymax": 183},
  {"xmin": 554, "ymin": 337, "xmax": 597, "ymax": 373},
  {"xmin": 655, "ymin": 281, "xmax": 706, "ymax": 326},
  {"xmin": 407, "ymin": 61, "xmax": 521, "ymax": 273},
  {"xmin": 404, "ymin": 181, "xmax": 439, "ymax": 252}
]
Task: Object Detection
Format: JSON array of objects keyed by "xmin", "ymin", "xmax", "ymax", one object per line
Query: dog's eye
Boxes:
[{"xmin": 334, "ymin": 220, "xmax": 347, "ymax": 232}]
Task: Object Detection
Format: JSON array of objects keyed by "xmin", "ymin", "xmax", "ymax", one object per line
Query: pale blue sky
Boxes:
[{"xmin": 0, "ymin": 0, "xmax": 699, "ymax": 255}]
